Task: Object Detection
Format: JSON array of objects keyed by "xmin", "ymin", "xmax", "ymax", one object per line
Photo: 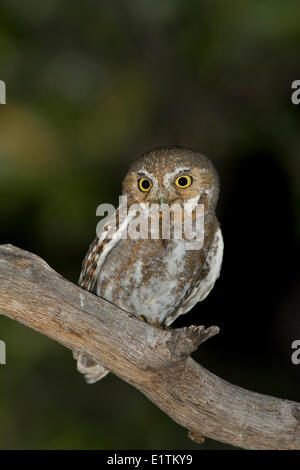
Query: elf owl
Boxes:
[{"xmin": 74, "ymin": 147, "xmax": 223, "ymax": 383}]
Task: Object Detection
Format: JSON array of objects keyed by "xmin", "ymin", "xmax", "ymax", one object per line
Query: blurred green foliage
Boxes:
[{"xmin": 0, "ymin": 0, "xmax": 299, "ymax": 449}]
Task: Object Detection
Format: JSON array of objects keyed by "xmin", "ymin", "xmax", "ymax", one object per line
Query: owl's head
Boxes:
[{"xmin": 123, "ymin": 147, "xmax": 219, "ymax": 212}]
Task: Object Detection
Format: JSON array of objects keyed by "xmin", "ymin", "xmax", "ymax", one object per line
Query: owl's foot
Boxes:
[
  {"xmin": 150, "ymin": 320, "xmax": 166, "ymax": 330},
  {"xmin": 137, "ymin": 315, "xmax": 168, "ymax": 330},
  {"xmin": 137, "ymin": 314, "xmax": 147, "ymax": 323}
]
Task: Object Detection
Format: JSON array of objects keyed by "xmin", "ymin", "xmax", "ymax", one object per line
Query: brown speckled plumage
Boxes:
[{"xmin": 76, "ymin": 147, "xmax": 223, "ymax": 383}]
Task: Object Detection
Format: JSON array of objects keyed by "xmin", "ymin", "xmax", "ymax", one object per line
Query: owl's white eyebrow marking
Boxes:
[
  {"xmin": 137, "ymin": 168, "xmax": 158, "ymax": 185},
  {"xmin": 163, "ymin": 167, "xmax": 191, "ymax": 186}
]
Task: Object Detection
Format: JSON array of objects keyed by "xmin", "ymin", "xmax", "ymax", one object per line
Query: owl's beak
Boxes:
[
  {"xmin": 157, "ymin": 190, "xmax": 171, "ymax": 205},
  {"xmin": 158, "ymin": 194, "xmax": 169, "ymax": 205}
]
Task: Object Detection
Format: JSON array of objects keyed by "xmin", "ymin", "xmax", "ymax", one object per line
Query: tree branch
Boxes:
[{"xmin": 0, "ymin": 244, "xmax": 299, "ymax": 449}]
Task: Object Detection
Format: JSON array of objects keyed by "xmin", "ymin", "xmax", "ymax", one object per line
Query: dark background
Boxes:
[{"xmin": 0, "ymin": 0, "xmax": 299, "ymax": 449}]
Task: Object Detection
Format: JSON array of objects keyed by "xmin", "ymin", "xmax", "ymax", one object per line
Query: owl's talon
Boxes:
[
  {"xmin": 152, "ymin": 321, "xmax": 166, "ymax": 330},
  {"xmin": 138, "ymin": 315, "xmax": 147, "ymax": 323},
  {"xmin": 137, "ymin": 315, "xmax": 168, "ymax": 330}
]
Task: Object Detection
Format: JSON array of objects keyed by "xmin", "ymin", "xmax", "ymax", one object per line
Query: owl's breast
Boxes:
[{"xmin": 96, "ymin": 238, "xmax": 204, "ymax": 325}]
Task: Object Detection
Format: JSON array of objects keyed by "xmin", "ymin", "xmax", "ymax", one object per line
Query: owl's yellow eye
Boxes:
[
  {"xmin": 138, "ymin": 178, "xmax": 152, "ymax": 192},
  {"xmin": 175, "ymin": 175, "xmax": 193, "ymax": 189}
]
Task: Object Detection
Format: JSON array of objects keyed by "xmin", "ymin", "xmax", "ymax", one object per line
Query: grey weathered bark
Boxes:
[{"xmin": 0, "ymin": 244, "xmax": 299, "ymax": 449}]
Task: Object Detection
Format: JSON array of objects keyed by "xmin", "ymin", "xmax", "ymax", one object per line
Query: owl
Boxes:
[{"xmin": 74, "ymin": 147, "xmax": 223, "ymax": 383}]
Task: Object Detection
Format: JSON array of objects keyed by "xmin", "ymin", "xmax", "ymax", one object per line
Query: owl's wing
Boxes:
[
  {"xmin": 76, "ymin": 203, "xmax": 134, "ymax": 383},
  {"xmin": 78, "ymin": 213, "xmax": 117, "ymax": 292},
  {"xmin": 79, "ymin": 202, "xmax": 135, "ymax": 291},
  {"xmin": 165, "ymin": 226, "xmax": 224, "ymax": 326}
]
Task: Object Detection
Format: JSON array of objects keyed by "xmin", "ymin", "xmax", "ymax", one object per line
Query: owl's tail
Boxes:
[{"xmin": 73, "ymin": 351, "xmax": 109, "ymax": 384}]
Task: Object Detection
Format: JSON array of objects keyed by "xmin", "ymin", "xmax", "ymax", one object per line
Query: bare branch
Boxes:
[{"xmin": 0, "ymin": 244, "xmax": 299, "ymax": 449}]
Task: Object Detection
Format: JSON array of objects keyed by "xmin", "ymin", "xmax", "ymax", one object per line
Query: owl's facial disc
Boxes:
[{"xmin": 123, "ymin": 147, "xmax": 219, "ymax": 210}]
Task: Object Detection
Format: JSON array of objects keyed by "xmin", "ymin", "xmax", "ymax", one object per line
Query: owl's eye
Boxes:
[
  {"xmin": 138, "ymin": 178, "xmax": 152, "ymax": 192},
  {"xmin": 175, "ymin": 175, "xmax": 193, "ymax": 189}
]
